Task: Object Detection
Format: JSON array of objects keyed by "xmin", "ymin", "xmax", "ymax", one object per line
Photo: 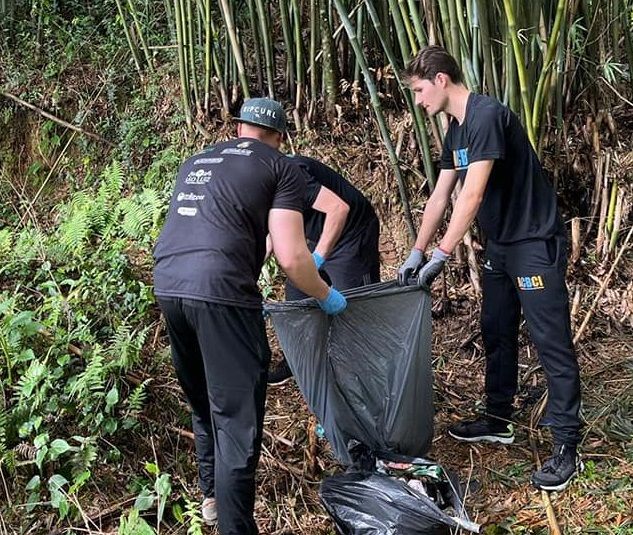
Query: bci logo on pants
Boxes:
[{"xmin": 516, "ymin": 275, "xmax": 545, "ymax": 291}]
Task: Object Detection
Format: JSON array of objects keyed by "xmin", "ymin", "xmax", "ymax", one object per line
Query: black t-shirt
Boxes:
[
  {"xmin": 153, "ymin": 138, "xmax": 307, "ymax": 308},
  {"xmin": 288, "ymin": 155, "xmax": 377, "ymax": 246},
  {"xmin": 440, "ymin": 93, "xmax": 559, "ymax": 243}
]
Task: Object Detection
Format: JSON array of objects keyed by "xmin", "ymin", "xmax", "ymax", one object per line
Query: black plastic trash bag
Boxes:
[
  {"xmin": 264, "ymin": 281, "xmax": 433, "ymax": 465},
  {"xmin": 320, "ymin": 471, "xmax": 458, "ymax": 535},
  {"xmin": 318, "ymin": 443, "xmax": 479, "ymax": 535}
]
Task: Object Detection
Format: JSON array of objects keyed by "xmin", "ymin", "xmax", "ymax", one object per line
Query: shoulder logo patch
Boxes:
[{"xmin": 453, "ymin": 147, "xmax": 469, "ymax": 170}]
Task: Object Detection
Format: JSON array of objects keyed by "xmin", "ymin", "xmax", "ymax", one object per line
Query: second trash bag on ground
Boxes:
[{"xmin": 265, "ymin": 281, "xmax": 433, "ymax": 465}]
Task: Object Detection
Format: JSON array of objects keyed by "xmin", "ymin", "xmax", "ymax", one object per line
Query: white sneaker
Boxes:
[{"xmin": 201, "ymin": 497, "xmax": 217, "ymax": 525}]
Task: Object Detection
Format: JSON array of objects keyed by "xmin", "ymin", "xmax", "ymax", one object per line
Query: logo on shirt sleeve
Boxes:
[
  {"xmin": 516, "ymin": 275, "xmax": 545, "ymax": 291},
  {"xmin": 452, "ymin": 148, "xmax": 469, "ymax": 170}
]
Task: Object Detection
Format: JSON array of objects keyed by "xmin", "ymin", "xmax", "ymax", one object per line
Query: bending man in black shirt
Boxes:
[
  {"xmin": 268, "ymin": 156, "xmax": 380, "ymax": 384},
  {"xmin": 398, "ymin": 46, "xmax": 582, "ymax": 492},
  {"xmin": 153, "ymin": 98, "xmax": 346, "ymax": 534}
]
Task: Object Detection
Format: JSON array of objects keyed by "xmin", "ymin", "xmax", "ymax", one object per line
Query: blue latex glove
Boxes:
[
  {"xmin": 318, "ymin": 287, "xmax": 347, "ymax": 315},
  {"xmin": 418, "ymin": 247, "xmax": 449, "ymax": 287},
  {"xmin": 397, "ymin": 248, "xmax": 425, "ymax": 286},
  {"xmin": 312, "ymin": 251, "xmax": 325, "ymax": 270}
]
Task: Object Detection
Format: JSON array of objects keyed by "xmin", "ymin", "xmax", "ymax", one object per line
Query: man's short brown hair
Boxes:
[{"xmin": 403, "ymin": 45, "xmax": 463, "ymax": 84}]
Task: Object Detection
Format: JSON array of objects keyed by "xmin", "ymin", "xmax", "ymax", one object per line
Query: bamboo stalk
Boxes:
[
  {"xmin": 255, "ymin": 0, "xmax": 275, "ymax": 98},
  {"xmin": 364, "ymin": 0, "xmax": 436, "ymax": 188},
  {"xmin": 407, "ymin": 0, "xmax": 427, "ymax": 47},
  {"xmin": 126, "ymin": 0, "xmax": 154, "ymax": 72},
  {"xmin": 475, "ymin": 0, "xmax": 496, "ymax": 98},
  {"xmin": 309, "ymin": 0, "xmax": 319, "ymax": 120},
  {"xmin": 291, "ymin": 0, "xmax": 306, "ymax": 111},
  {"xmin": 114, "ymin": 0, "xmax": 143, "ymax": 77},
  {"xmin": 173, "ymin": 0, "xmax": 192, "ymax": 126},
  {"xmin": 246, "ymin": 0, "xmax": 264, "ymax": 94},
  {"xmin": 203, "ymin": 0, "xmax": 211, "ymax": 112},
  {"xmin": 279, "ymin": 0, "xmax": 297, "ymax": 98},
  {"xmin": 607, "ymin": 184, "xmax": 623, "ymax": 253},
  {"xmin": 397, "ymin": 0, "xmax": 418, "ymax": 55},
  {"xmin": 333, "ymin": 0, "xmax": 416, "ymax": 241},
  {"xmin": 320, "ymin": 0, "xmax": 339, "ymax": 121},
  {"xmin": 503, "ymin": 0, "xmax": 537, "ymax": 147},
  {"xmin": 532, "ymin": 0, "xmax": 566, "ymax": 144},
  {"xmin": 218, "ymin": 0, "xmax": 250, "ymax": 99},
  {"xmin": 387, "ymin": 0, "xmax": 412, "ymax": 61},
  {"xmin": 186, "ymin": 0, "xmax": 201, "ymax": 114}
]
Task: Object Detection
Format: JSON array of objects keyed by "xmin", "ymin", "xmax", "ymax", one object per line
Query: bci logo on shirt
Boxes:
[
  {"xmin": 452, "ymin": 148, "xmax": 469, "ymax": 170},
  {"xmin": 516, "ymin": 275, "xmax": 545, "ymax": 291}
]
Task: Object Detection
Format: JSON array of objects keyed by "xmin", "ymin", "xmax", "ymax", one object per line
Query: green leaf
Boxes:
[
  {"xmin": 49, "ymin": 439, "xmax": 71, "ymax": 460},
  {"xmin": 25, "ymin": 475, "xmax": 41, "ymax": 491},
  {"xmin": 58, "ymin": 497, "xmax": 70, "ymax": 518},
  {"xmin": 134, "ymin": 488, "xmax": 155, "ymax": 511},
  {"xmin": 105, "ymin": 386, "xmax": 119, "ymax": 411},
  {"xmin": 34, "ymin": 432, "xmax": 49, "ymax": 449},
  {"xmin": 172, "ymin": 502, "xmax": 184, "ymax": 524},
  {"xmin": 69, "ymin": 470, "xmax": 91, "ymax": 494},
  {"xmin": 35, "ymin": 445, "xmax": 48, "ymax": 471},
  {"xmin": 144, "ymin": 462, "xmax": 159, "ymax": 476},
  {"xmin": 48, "ymin": 473, "xmax": 69, "ymax": 491},
  {"xmin": 26, "ymin": 491, "xmax": 40, "ymax": 513},
  {"xmin": 155, "ymin": 473, "xmax": 171, "ymax": 524}
]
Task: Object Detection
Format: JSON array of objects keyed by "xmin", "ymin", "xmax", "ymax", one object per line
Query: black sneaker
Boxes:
[
  {"xmin": 268, "ymin": 358, "xmax": 293, "ymax": 385},
  {"xmin": 448, "ymin": 417, "xmax": 515, "ymax": 444},
  {"xmin": 531, "ymin": 444, "xmax": 583, "ymax": 492}
]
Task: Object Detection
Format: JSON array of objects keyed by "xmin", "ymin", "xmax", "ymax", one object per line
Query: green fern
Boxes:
[
  {"xmin": 102, "ymin": 160, "xmax": 124, "ymax": 200},
  {"xmin": 13, "ymin": 359, "xmax": 48, "ymax": 411},
  {"xmin": 68, "ymin": 348, "xmax": 105, "ymax": 401},
  {"xmin": 118, "ymin": 188, "xmax": 164, "ymax": 240},
  {"xmin": 107, "ymin": 325, "xmax": 148, "ymax": 371},
  {"xmin": 0, "ymin": 228, "xmax": 12, "ymax": 260},
  {"xmin": 57, "ymin": 205, "xmax": 91, "ymax": 255},
  {"xmin": 13, "ymin": 227, "xmax": 46, "ymax": 265},
  {"xmin": 126, "ymin": 379, "xmax": 151, "ymax": 416}
]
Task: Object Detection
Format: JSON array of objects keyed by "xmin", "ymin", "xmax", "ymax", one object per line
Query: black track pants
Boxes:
[
  {"xmin": 481, "ymin": 233, "xmax": 581, "ymax": 446},
  {"xmin": 157, "ymin": 297, "xmax": 270, "ymax": 535},
  {"xmin": 286, "ymin": 217, "xmax": 381, "ymax": 300}
]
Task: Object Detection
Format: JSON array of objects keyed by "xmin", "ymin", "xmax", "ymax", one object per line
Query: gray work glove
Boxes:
[
  {"xmin": 397, "ymin": 248, "xmax": 425, "ymax": 286},
  {"xmin": 418, "ymin": 247, "xmax": 450, "ymax": 288}
]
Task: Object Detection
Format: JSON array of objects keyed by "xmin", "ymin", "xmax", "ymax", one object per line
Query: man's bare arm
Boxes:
[
  {"xmin": 268, "ymin": 209, "xmax": 329, "ymax": 299},
  {"xmin": 311, "ymin": 186, "xmax": 350, "ymax": 259}
]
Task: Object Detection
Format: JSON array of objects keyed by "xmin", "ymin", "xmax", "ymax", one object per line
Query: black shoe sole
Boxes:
[
  {"xmin": 267, "ymin": 376, "xmax": 293, "ymax": 386},
  {"xmin": 448, "ymin": 429, "xmax": 515, "ymax": 444}
]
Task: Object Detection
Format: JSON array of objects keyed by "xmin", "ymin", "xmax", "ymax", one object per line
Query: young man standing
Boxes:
[
  {"xmin": 398, "ymin": 46, "xmax": 582, "ymax": 492},
  {"xmin": 268, "ymin": 155, "xmax": 380, "ymax": 384},
  {"xmin": 153, "ymin": 98, "xmax": 346, "ymax": 534}
]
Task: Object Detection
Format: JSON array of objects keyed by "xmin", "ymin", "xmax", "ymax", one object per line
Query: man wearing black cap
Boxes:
[
  {"xmin": 268, "ymin": 155, "xmax": 381, "ymax": 384},
  {"xmin": 153, "ymin": 97, "xmax": 347, "ymax": 534}
]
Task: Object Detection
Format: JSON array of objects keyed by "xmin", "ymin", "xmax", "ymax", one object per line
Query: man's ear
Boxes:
[
  {"xmin": 237, "ymin": 123, "xmax": 242, "ymax": 136},
  {"xmin": 436, "ymin": 72, "xmax": 449, "ymax": 88}
]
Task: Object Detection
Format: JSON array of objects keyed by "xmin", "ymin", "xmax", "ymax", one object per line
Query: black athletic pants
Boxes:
[
  {"xmin": 286, "ymin": 217, "xmax": 381, "ymax": 299},
  {"xmin": 157, "ymin": 297, "xmax": 270, "ymax": 535},
  {"xmin": 481, "ymin": 232, "xmax": 581, "ymax": 446}
]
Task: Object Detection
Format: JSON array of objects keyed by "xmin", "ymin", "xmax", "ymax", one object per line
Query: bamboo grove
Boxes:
[
  {"xmin": 2, "ymin": 0, "xmax": 631, "ymax": 244},
  {"xmin": 105, "ymin": 1, "xmax": 632, "ymax": 145}
]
